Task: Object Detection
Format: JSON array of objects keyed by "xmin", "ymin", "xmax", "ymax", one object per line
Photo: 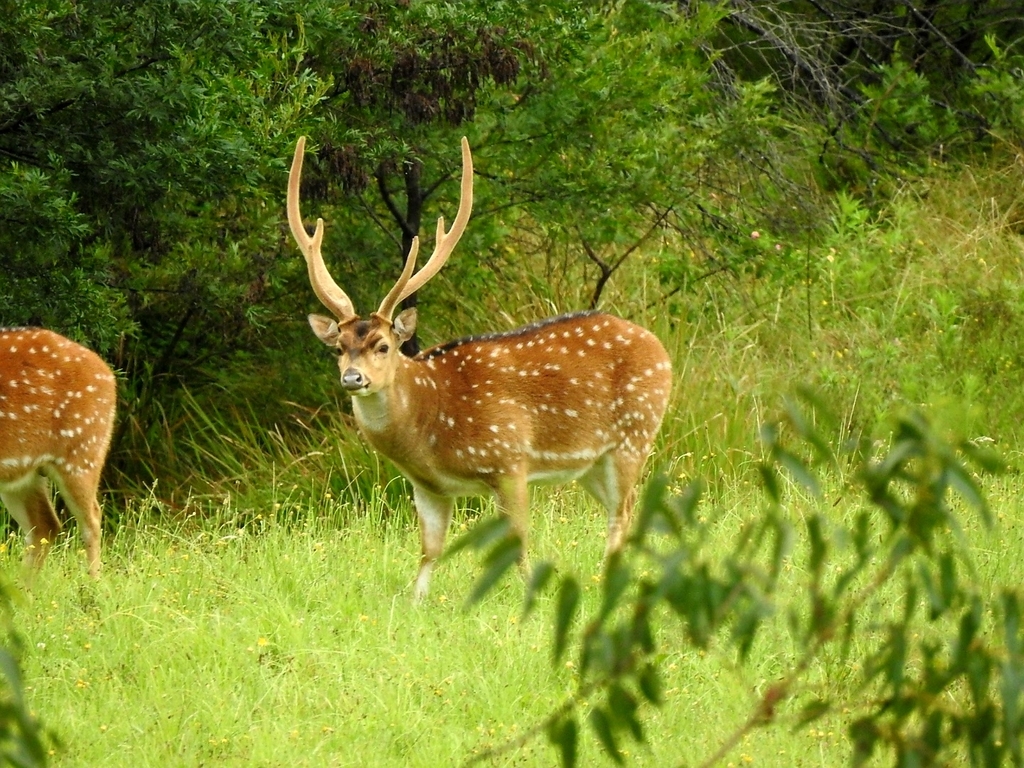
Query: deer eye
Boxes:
[{"xmin": 377, "ymin": 344, "xmax": 390, "ymax": 355}]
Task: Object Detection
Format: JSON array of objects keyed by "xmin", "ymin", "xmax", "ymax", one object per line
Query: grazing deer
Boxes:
[
  {"xmin": 288, "ymin": 136, "xmax": 672, "ymax": 600},
  {"xmin": 0, "ymin": 328, "xmax": 117, "ymax": 577}
]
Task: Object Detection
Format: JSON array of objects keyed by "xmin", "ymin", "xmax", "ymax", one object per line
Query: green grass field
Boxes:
[
  {"xmin": 11, "ymin": 467, "xmax": 1024, "ymax": 767},
  {"xmin": 5, "ymin": 157, "xmax": 1024, "ymax": 766},
  {"xmin": 0, "ymin": 493, "xmax": 867, "ymax": 766}
]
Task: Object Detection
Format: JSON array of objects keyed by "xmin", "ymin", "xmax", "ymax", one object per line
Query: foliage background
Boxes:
[{"xmin": 3, "ymin": 1, "xmax": 1020, "ymax": 496}]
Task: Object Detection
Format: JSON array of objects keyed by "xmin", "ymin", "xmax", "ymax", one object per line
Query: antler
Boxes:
[
  {"xmin": 288, "ymin": 136, "xmax": 357, "ymax": 321},
  {"xmin": 376, "ymin": 237, "xmax": 420, "ymax": 323},
  {"xmin": 376, "ymin": 137, "xmax": 474, "ymax": 321}
]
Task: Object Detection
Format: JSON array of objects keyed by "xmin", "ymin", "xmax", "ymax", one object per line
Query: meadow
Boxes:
[
  {"xmin": 11, "ymin": 470, "xmax": 1024, "ymax": 767},
  {"xmin": 5, "ymin": 155, "xmax": 1024, "ymax": 766}
]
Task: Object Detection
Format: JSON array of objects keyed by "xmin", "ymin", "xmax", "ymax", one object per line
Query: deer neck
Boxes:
[{"xmin": 351, "ymin": 358, "xmax": 428, "ymax": 444}]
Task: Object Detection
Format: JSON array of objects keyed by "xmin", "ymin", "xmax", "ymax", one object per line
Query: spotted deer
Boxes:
[
  {"xmin": 0, "ymin": 328, "xmax": 117, "ymax": 577},
  {"xmin": 288, "ymin": 136, "xmax": 672, "ymax": 599}
]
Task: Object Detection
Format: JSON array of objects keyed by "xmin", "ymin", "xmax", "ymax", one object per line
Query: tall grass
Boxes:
[{"xmin": 113, "ymin": 153, "xmax": 1024, "ymax": 506}]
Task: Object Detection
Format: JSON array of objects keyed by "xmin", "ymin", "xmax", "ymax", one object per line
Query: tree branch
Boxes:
[{"xmin": 374, "ymin": 164, "xmax": 416, "ymax": 240}]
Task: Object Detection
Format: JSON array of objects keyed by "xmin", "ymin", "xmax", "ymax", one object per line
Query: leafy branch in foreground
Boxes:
[
  {"xmin": 0, "ymin": 577, "xmax": 50, "ymax": 768},
  {"xmin": 456, "ymin": 389, "xmax": 1020, "ymax": 767}
]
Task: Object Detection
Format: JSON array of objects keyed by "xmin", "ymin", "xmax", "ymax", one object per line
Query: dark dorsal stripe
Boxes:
[{"xmin": 417, "ymin": 311, "xmax": 603, "ymax": 361}]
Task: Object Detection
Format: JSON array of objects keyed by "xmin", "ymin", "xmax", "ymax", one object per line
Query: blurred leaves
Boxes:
[
  {"xmin": 0, "ymin": 578, "xmax": 50, "ymax": 767},
  {"xmin": 458, "ymin": 390, "xmax": 1024, "ymax": 767}
]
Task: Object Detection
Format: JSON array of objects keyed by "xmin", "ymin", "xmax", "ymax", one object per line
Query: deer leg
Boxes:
[
  {"xmin": 493, "ymin": 471, "xmax": 530, "ymax": 574},
  {"xmin": 606, "ymin": 483, "xmax": 639, "ymax": 555},
  {"xmin": 46, "ymin": 468, "xmax": 103, "ymax": 579},
  {"xmin": 581, "ymin": 451, "xmax": 643, "ymax": 558},
  {"xmin": 1, "ymin": 474, "xmax": 62, "ymax": 573},
  {"xmin": 606, "ymin": 452, "xmax": 645, "ymax": 556},
  {"xmin": 412, "ymin": 484, "xmax": 454, "ymax": 602}
]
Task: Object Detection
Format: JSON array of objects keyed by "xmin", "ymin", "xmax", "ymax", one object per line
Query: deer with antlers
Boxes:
[
  {"xmin": 288, "ymin": 136, "xmax": 672, "ymax": 600},
  {"xmin": 0, "ymin": 328, "xmax": 117, "ymax": 577}
]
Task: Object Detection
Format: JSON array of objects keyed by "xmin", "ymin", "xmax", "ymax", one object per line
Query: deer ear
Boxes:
[
  {"xmin": 393, "ymin": 308, "xmax": 418, "ymax": 343},
  {"xmin": 308, "ymin": 314, "xmax": 341, "ymax": 346}
]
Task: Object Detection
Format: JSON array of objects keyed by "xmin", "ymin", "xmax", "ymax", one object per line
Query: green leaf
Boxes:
[
  {"xmin": 598, "ymin": 556, "xmax": 631, "ymax": 621},
  {"xmin": 774, "ymin": 447, "xmax": 821, "ymax": 496},
  {"xmin": 465, "ymin": 535, "xmax": 521, "ymax": 606},
  {"xmin": 807, "ymin": 515, "xmax": 828, "ymax": 577},
  {"xmin": 635, "ymin": 474, "xmax": 689, "ymax": 542},
  {"xmin": 1003, "ymin": 590, "xmax": 1023, "ymax": 658},
  {"xmin": 547, "ymin": 716, "xmax": 578, "ymax": 768},
  {"xmin": 734, "ymin": 603, "xmax": 767, "ymax": 661},
  {"xmin": 443, "ymin": 515, "xmax": 511, "ymax": 560},
  {"xmin": 784, "ymin": 392, "xmax": 814, "ymax": 434},
  {"xmin": 874, "ymin": 437, "xmax": 921, "ymax": 482},
  {"xmin": 553, "ymin": 577, "xmax": 581, "ymax": 663},
  {"xmin": 759, "ymin": 421, "xmax": 780, "ymax": 449},
  {"xmin": 768, "ymin": 516, "xmax": 794, "ymax": 584},
  {"xmin": 794, "ymin": 698, "xmax": 831, "ymax": 730},
  {"xmin": 918, "ymin": 556, "xmax": 960, "ymax": 621},
  {"xmin": 850, "ymin": 717, "xmax": 880, "ymax": 766},
  {"xmin": 1000, "ymin": 591, "xmax": 1024, "ymax": 758},
  {"xmin": 840, "ymin": 609, "xmax": 857, "ymax": 662},
  {"xmin": 944, "ymin": 461, "xmax": 992, "ymax": 527},
  {"xmin": 0, "ymin": 648, "xmax": 46, "ymax": 767},
  {"xmin": 918, "ymin": 564, "xmax": 941, "ymax": 620},
  {"xmin": 785, "ymin": 393, "xmax": 836, "ymax": 463},
  {"xmin": 960, "ymin": 440, "xmax": 1006, "ymax": 475},
  {"xmin": 589, "ymin": 707, "xmax": 624, "ymax": 764},
  {"xmin": 632, "ymin": 605, "xmax": 656, "ymax": 655},
  {"xmin": 523, "ymin": 561, "xmax": 556, "ymax": 618},
  {"xmin": 635, "ymin": 474, "xmax": 670, "ymax": 534},
  {"xmin": 851, "ymin": 511, "xmax": 872, "ymax": 558},
  {"xmin": 883, "ymin": 631, "xmax": 908, "ymax": 689},
  {"xmin": 0, "ymin": 648, "xmax": 26, "ymax": 711},
  {"xmin": 939, "ymin": 551, "xmax": 957, "ymax": 613},
  {"xmin": 608, "ymin": 684, "xmax": 643, "ymax": 743},
  {"xmin": 637, "ymin": 663, "xmax": 663, "ymax": 706},
  {"xmin": 759, "ymin": 461, "xmax": 781, "ymax": 502},
  {"xmin": 672, "ymin": 478, "xmax": 704, "ymax": 529}
]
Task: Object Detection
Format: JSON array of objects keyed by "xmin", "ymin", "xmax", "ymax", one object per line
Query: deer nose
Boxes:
[{"xmin": 341, "ymin": 368, "xmax": 368, "ymax": 392}]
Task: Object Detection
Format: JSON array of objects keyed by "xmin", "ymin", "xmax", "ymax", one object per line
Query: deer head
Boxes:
[
  {"xmin": 288, "ymin": 137, "xmax": 672, "ymax": 601},
  {"xmin": 0, "ymin": 327, "xmax": 117, "ymax": 577},
  {"xmin": 288, "ymin": 135, "xmax": 472, "ymax": 399}
]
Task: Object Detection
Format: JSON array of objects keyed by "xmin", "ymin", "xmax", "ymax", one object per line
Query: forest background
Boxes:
[{"xmin": 2, "ymin": 1, "xmax": 1024, "ymax": 766}]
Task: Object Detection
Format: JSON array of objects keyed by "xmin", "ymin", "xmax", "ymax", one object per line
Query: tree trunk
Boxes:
[{"xmin": 399, "ymin": 157, "xmax": 424, "ymax": 356}]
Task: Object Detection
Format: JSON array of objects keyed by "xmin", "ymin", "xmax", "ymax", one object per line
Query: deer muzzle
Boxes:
[{"xmin": 341, "ymin": 367, "xmax": 369, "ymax": 392}]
